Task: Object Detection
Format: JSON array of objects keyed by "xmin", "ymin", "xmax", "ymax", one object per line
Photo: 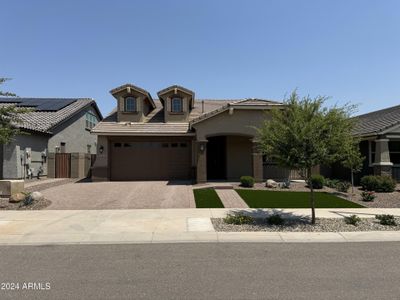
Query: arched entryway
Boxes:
[{"xmin": 206, "ymin": 135, "xmax": 253, "ymax": 181}]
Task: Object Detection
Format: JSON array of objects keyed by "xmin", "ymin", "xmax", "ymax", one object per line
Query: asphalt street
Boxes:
[{"xmin": 0, "ymin": 242, "xmax": 400, "ymax": 299}]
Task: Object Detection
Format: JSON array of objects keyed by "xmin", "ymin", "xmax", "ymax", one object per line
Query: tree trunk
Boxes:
[
  {"xmin": 351, "ymin": 169, "xmax": 354, "ymax": 194},
  {"xmin": 308, "ymin": 167, "xmax": 316, "ymax": 225}
]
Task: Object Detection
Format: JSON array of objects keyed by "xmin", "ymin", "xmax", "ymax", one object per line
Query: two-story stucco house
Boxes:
[
  {"xmin": 91, "ymin": 84, "xmax": 291, "ymax": 183},
  {"xmin": 0, "ymin": 97, "xmax": 102, "ymax": 179}
]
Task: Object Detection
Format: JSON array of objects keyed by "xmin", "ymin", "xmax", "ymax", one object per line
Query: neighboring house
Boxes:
[
  {"xmin": 0, "ymin": 97, "xmax": 102, "ymax": 179},
  {"xmin": 91, "ymin": 84, "xmax": 292, "ymax": 183},
  {"xmin": 326, "ymin": 104, "xmax": 400, "ymax": 182},
  {"xmin": 354, "ymin": 104, "xmax": 400, "ymax": 180}
]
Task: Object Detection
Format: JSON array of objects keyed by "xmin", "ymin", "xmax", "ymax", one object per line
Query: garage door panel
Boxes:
[{"xmin": 110, "ymin": 141, "xmax": 191, "ymax": 181}]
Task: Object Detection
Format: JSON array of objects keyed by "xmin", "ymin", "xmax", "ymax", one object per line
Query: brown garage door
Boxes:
[{"xmin": 111, "ymin": 141, "xmax": 192, "ymax": 181}]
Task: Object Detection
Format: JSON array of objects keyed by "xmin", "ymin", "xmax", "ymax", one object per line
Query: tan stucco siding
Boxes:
[
  {"xmin": 192, "ymin": 109, "xmax": 271, "ymax": 140},
  {"xmin": 162, "ymin": 89, "xmax": 191, "ymax": 123},
  {"xmin": 226, "ymin": 136, "xmax": 252, "ymax": 180}
]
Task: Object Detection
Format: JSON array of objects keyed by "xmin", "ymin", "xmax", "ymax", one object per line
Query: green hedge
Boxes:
[{"xmin": 360, "ymin": 175, "xmax": 396, "ymax": 193}]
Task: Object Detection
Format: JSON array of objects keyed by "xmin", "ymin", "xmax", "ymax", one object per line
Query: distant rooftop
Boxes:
[{"xmin": 0, "ymin": 97, "xmax": 102, "ymax": 134}]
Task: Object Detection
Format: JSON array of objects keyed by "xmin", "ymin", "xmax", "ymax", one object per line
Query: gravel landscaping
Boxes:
[
  {"xmin": 212, "ymin": 217, "xmax": 400, "ymax": 232},
  {"xmin": 0, "ymin": 197, "xmax": 52, "ymax": 210}
]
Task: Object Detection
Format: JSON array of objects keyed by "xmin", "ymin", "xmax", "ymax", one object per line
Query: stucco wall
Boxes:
[
  {"xmin": 48, "ymin": 106, "xmax": 99, "ymax": 154},
  {"xmin": 226, "ymin": 136, "xmax": 252, "ymax": 180},
  {"xmin": 193, "ymin": 109, "xmax": 271, "ymax": 140},
  {"xmin": 162, "ymin": 89, "xmax": 191, "ymax": 123},
  {"xmin": 2, "ymin": 134, "xmax": 48, "ymax": 179}
]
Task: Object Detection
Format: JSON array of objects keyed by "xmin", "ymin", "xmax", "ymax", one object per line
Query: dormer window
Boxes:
[
  {"xmin": 124, "ymin": 97, "xmax": 137, "ymax": 112},
  {"xmin": 171, "ymin": 97, "xmax": 183, "ymax": 113}
]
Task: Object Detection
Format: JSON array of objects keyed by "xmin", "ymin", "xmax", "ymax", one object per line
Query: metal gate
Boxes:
[{"xmin": 55, "ymin": 153, "xmax": 71, "ymax": 178}]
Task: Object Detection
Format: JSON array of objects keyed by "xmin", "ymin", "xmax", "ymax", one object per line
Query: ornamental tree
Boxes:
[
  {"xmin": 257, "ymin": 91, "xmax": 359, "ymax": 224},
  {"xmin": 0, "ymin": 78, "xmax": 29, "ymax": 144}
]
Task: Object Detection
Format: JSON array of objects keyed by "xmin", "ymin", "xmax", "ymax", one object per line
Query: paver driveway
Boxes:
[{"xmin": 41, "ymin": 181, "xmax": 196, "ymax": 209}]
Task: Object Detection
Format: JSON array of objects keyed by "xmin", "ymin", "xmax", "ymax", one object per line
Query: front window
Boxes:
[
  {"xmin": 171, "ymin": 97, "xmax": 183, "ymax": 113},
  {"xmin": 124, "ymin": 97, "xmax": 137, "ymax": 112}
]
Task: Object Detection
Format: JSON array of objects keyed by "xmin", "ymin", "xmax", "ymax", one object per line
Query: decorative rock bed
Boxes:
[{"xmin": 211, "ymin": 217, "xmax": 400, "ymax": 232}]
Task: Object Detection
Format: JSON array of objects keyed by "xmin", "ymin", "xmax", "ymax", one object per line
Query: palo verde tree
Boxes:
[
  {"xmin": 0, "ymin": 78, "xmax": 29, "ymax": 144},
  {"xmin": 257, "ymin": 91, "xmax": 359, "ymax": 224}
]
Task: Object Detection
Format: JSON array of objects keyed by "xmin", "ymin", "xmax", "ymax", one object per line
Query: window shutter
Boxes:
[
  {"xmin": 136, "ymin": 97, "xmax": 141, "ymax": 112},
  {"xmin": 119, "ymin": 97, "xmax": 125, "ymax": 112},
  {"xmin": 182, "ymin": 97, "xmax": 187, "ymax": 112},
  {"xmin": 166, "ymin": 97, "xmax": 171, "ymax": 112}
]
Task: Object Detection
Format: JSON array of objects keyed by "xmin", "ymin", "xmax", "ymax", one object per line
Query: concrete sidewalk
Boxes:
[{"xmin": 0, "ymin": 208, "xmax": 400, "ymax": 245}]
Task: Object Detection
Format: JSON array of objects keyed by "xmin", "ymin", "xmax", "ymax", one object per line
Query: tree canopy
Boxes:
[
  {"xmin": 257, "ymin": 90, "xmax": 361, "ymax": 223},
  {"xmin": 0, "ymin": 78, "xmax": 29, "ymax": 144}
]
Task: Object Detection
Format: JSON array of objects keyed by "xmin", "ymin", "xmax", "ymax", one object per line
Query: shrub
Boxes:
[
  {"xmin": 360, "ymin": 175, "xmax": 396, "ymax": 193},
  {"xmin": 308, "ymin": 175, "xmax": 325, "ymax": 189},
  {"xmin": 266, "ymin": 214, "xmax": 284, "ymax": 225},
  {"xmin": 344, "ymin": 215, "xmax": 361, "ymax": 226},
  {"xmin": 240, "ymin": 176, "xmax": 255, "ymax": 188},
  {"xmin": 375, "ymin": 214, "xmax": 397, "ymax": 226},
  {"xmin": 325, "ymin": 178, "xmax": 340, "ymax": 189},
  {"xmin": 336, "ymin": 181, "xmax": 351, "ymax": 193},
  {"xmin": 224, "ymin": 213, "xmax": 254, "ymax": 225},
  {"xmin": 361, "ymin": 191, "xmax": 376, "ymax": 202},
  {"xmin": 19, "ymin": 192, "xmax": 33, "ymax": 207}
]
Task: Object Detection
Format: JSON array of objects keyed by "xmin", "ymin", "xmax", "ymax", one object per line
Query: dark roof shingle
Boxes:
[{"xmin": 353, "ymin": 104, "xmax": 400, "ymax": 136}]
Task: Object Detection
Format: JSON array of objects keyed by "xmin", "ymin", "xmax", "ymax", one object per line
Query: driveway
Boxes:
[{"xmin": 41, "ymin": 181, "xmax": 195, "ymax": 209}]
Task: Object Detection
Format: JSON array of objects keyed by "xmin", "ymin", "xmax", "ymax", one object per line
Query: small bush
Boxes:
[
  {"xmin": 224, "ymin": 213, "xmax": 254, "ymax": 225},
  {"xmin": 375, "ymin": 214, "xmax": 397, "ymax": 226},
  {"xmin": 360, "ymin": 175, "xmax": 396, "ymax": 193},
  {"xmin": 19, "ymin": 192, "xmax": 33, "ymax": 207},
  {"xmin": 336, "ymin": 181, "xmax": 351, "ymax": 193},
  {"xmin": 344, "ymin": 215, "xmax": 361, "ymax": 226},
  {"xmin": 308, "ymin": 175, "xmax": 325, "ymax": 189},
  {"xmin": 266, "ymin": 214, "xmax": 284, "ymax": 225},
  {"xmin": 325, "ymin": 178, "xmax": 340, "ymax": 189},
  {"xmin": 361, "ymin": 191, "xmax": 376, "ymax": 202},
  {"xmin": 240, "ymin": 176, "xmax": 255, "ymax": 188}
]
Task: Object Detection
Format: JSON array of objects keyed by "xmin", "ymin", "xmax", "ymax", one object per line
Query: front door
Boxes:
[{"xmin": 207, "ymin": 136, "xmax": 226, "ymax": 180}]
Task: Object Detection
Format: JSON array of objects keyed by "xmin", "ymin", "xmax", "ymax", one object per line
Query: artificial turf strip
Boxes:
[
  {"xmin": 193, "ymin": 188, "xmax": 224, "ymax": 208},
  {"xmin": 235, "ymin": 190, "xmax": 364, "ymax": 208}
]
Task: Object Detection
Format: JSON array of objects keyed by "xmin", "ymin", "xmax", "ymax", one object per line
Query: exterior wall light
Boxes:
[
  {"xmin": 99, "ymin": 145, "xmax": 104, "ymax": 154},
  {"xmin": 200, "ymin": 144, "xmax": 205, "ymax": 152}
]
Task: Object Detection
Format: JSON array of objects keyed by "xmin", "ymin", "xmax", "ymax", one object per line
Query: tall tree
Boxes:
[
  {"xmin": 0, "ymin": 78, "xmax": 29, "ymax": 144},
  {"xmin": 0, "ymin": 78, "xmax": 16, "ymax": 96},
  {"xmin": 257, "ymin": 91, "xmax": 359, "ymax": 224}
]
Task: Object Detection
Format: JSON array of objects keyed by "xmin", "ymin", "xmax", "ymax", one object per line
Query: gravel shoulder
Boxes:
[
  {"xmin": 0, "ymin": 197, "xmax": 51, "ymax": 210},
  {"xmin": 212, "ymin": 217, "xmax": 400, "ymax": 232}
]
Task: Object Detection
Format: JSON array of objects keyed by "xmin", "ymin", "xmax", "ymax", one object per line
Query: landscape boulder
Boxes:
[
  {"xmin": 266, "ymin": 179, "xmax": 278, "ymax": 188},
  {"xmin": 31, "ymin": 191, "xmax": 44, "ymax": 202},
  {"xmin": 9, "ymin": 192, "xmax": 26, "ymax": 203}
]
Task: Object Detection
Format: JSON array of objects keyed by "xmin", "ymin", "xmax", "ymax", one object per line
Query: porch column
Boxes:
[
  {"xmin": 252, "ymin": 140, "xmax": 263, "ymax": 182},
  {"xmin": 196, "ymin": 140, "xmax": 208, "ymax": 183},
  {"xmin": 373, "ymin": 139, "xmax": 393, "ymax": 177}
]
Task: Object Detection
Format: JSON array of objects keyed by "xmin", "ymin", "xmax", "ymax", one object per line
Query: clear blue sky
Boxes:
[{"xmin": 1, "ymin": 0, "xmax": 399, "ymax": 116}]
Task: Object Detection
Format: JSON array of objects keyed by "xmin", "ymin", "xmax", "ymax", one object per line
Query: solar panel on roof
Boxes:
[{"xmin": 0, "ymin": 98, "xmax": 77, "ymax": 111}]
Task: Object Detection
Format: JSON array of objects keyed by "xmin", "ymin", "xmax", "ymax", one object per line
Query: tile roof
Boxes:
[
  {"xmin": 0, "ymin": 97, "xmax": 99, "ymax": 134},
  {"xmin": 92, "ymin": 98, "xmax": 282, "ymax": 135},
  {"xmin": 353, "ymin": 104, "xmax": 400, "ymax": 136}
]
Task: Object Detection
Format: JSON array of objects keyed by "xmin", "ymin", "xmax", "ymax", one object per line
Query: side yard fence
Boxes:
[{"xmin": 47, "ymin": 153, "xmax": 96, "ymax": 179}]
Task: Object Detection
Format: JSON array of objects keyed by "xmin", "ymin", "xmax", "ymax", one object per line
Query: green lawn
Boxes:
[
  {"xmin": 193, "ymin": 188, "xmax": 224, "ymax": 208},
  {"xmin": 236, "ymin": 190, "xmax": 364, "ymax": 208}
]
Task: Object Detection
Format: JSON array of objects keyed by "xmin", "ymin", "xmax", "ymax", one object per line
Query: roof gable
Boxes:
[
  {"xmin": 157, "ymin": 85, "xmax": 195, "ymax": 108},
  {"xmin": 110, "ymin": 83, "xmax": 156, "ymax": 109}
]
